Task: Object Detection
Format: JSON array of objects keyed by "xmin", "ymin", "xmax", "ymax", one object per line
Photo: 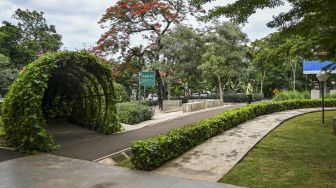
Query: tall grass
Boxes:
[
  {"xmin": 272, "ymin": 91, "xmax": 310, "ymax": 101},
  {"xmin": 325, "ymin": 93, "xmax": 336, "ymax": 99}
]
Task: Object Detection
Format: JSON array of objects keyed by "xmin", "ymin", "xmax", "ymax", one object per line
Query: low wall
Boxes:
[
  {"xmin": 182, "ymin": 102, "xmax": 206, "ymax": 113},
  {"xmin": 162, "ymin": 100, "xmax": 182, "ymax": 111},
  {"xmin": 205, "ymin": 99, "xmax": 223, "ymax": 108},
  {"xmin": 182, "ymin": 100, "xmax": 224, "ymax": 113},
  {"xmin": 163, "ymin": 100, "xmax": 182, "ymax": 107}
]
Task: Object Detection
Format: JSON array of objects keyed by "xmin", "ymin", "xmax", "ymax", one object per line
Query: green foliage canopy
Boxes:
[
  {"xmin": 193, "ymin": 0, "xmax": 336, "ymax": 61},
  {"xmin": 0, "ymin": 9, "xmax": 62, "ymax": 68},
  {"xmin": 0, "ymin": 54, "xmax": 19, "ymax": 96}
]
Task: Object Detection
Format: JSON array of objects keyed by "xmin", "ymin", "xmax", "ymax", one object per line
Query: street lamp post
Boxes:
[{"xmin": 316, "ymin": 71, "xmax": 330, "ymax": 124}]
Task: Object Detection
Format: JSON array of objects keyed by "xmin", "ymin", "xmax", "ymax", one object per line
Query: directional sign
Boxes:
[{"xmin": 140, "ymin": 71, "xmax": 156, "ymax": 87}]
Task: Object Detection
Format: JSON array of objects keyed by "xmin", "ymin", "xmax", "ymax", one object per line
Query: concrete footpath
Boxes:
[
  {"xmin": 0, "ymin": 154, "xmax": 241, "ymax": 188},
  {"xmin": 155, "ymin": 108, "xmax": 336, "ymax": 182}
]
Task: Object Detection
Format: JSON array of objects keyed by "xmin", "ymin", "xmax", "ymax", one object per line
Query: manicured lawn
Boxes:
[{"xmin": 220, "ymin": 111, "xmax": 336, "ymax": 188}]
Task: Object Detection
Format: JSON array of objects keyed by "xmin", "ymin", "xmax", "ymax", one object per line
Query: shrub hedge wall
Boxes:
[
  {"xmin": 114, "ymin": 82, "xmax": 130, "ymax": 103},
  {"xmin": 2, "ymin": 51, "xmax": 120, "ymax": 153},
  {"xmin": 130, "ymin": 99, "xmax": 336, "ymax": 170}
]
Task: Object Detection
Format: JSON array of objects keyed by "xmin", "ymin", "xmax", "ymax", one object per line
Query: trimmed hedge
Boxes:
[
  {"xmin": 117, "ymin": 102, "xmax": 153, "ymax": 124},
  {"xmin": 130, "ymin": 99, "xmax": 336, "ymax": 170}
]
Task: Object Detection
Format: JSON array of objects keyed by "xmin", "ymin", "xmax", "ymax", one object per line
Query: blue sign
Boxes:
[{"xmin": 303, "ymin": 60, "xmax": 335, "ymax": 74}]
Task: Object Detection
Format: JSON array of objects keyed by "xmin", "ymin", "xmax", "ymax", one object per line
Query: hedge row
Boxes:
[
  {"xmin": 130, "ymin": 99, "xmax": 336, "ymax": 170},
  {"xmin": 117, "ymin": 102, "xmax": 153, "ymax": 125}
]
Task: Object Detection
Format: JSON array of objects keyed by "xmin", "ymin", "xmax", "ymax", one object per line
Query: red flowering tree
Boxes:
[{"xmin": 96, "ymin": 0, "xmax": 195, "ymax": 108}]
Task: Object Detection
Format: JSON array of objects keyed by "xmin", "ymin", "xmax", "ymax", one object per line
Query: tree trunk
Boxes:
[
  {"xmin": 156, "ymin": 70, "xmax": 163, "ymax": 110},
  {"xmin": 167, "ymin": 81, "xmax": 171, "ymax": 100},
  {"xmin": 291, "ymin": 60, "xmax": 296, "ymax": 91},
  {"xmin": 227, "ymin": 77, "xmax": 231, "ymax": 93},
  {"xmin": 138, "ymin": 72, "xmax": 141, "ymax": 100},
  {"xmin": 218, "ymin": 75, "xmax": 223, "ymax": 102},
  {"xmin": 260, "ymin": 69, "xmax": 266, "ymax": 94}
]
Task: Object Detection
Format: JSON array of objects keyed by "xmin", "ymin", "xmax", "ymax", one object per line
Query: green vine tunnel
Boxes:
[{"xmin": 2, "ymin": 51, "xmax": 120, "ymax": 153}]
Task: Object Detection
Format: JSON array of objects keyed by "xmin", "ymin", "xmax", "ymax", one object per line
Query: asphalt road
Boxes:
[
  {"xmin": 0, "ymin": 148, "xmax": 25, "ymax": 162},
  {"xmin": 50, "ymin": 104, "xmax": 242, "ymax": 161}
]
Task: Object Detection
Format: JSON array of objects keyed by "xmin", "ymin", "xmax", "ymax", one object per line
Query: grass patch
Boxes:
[
  {"xmin": 272, "ymin": 91, "xmax": 310, "ymax": 101},
  {"xmin": 117, "ymin": 158, "xmax": 135, "ymax": 169},
  {"xmin": 220, "ymin": 111, "xmax": 336, "ymax": 188}
]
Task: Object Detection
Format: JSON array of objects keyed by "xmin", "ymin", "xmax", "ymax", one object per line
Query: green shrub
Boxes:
[
  {"xmin": 273, "ymin": 91, "xmax": 310, "ymax": 101},
  {"xmin": 223, "ymin": 93, "xmax": 264, "ymax": 102},
  {"xmin": 130, "ymin": 99, "xmax": 336, "ymax": 170},
  {"xmin": 117, "ymin": 102, "xmax": 153, "ymax": 124},
  {"xmin": 325, "ymin": 93, "xmax": 336, "ymax": 99},
  {"xmin": 0, "ymin": 116, "xmax": 4, "ymax": 138},
  {"xmin": 114, "ymin": 82, "xmax": 130, "ymax": 103}
]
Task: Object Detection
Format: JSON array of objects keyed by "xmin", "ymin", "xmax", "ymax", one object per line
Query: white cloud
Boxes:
[
  {"xmin": 0, "ymin": 0, "xmax": 291, "ymax": 50},
  {"xmin": 0, "ymin": 0, "xmax": 116, "ymax": 50}
]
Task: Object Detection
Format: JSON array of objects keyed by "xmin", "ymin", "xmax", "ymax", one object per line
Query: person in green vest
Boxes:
[{"xmin": 246, "ymin": 80, "xmax": 254, "ymax": 104}]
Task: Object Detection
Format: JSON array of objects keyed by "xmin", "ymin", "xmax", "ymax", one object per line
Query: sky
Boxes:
[{"xmin": 0, "ymin": 0, "xmax": 291, "ymax": 50}]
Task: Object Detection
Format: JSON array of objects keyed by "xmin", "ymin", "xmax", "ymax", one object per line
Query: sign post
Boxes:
[
  {"xmin": 140, "ymin": 71, "xmax": 156, "ymax": 99},
  {"xmin": 140, "ymin": 71, "xmax": 156, "ymax": 87}
]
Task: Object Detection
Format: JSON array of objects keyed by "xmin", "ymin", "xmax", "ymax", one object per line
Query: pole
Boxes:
[
  {"xmin": 322, "ymin": 81, "xmax": 325, "ymax": 124},
  {"xmin": 138, "ymin": 73, "xmax": 141, "ymax": 100},
  {"xmin": 144, "ymin": 86, "xmax": 146, "ymax": 100}
]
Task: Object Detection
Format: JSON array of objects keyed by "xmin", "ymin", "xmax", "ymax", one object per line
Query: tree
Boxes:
[
  {"xmin": 96, "ymin": 0, "xmax": 195, "ymax": 107},
  {"xmin": 0, "ymin": 22, "xmax": 24, "ymax": 68},
  {"xmin": 275, "ymin": 35, "xmax": 313, "ymax": 91},
  {"xmin": 199, "ymin": 22, "xmax": 248, "ymax": 101},
  {"xmin": 112, "ymin": 57, "xmax": 144, "ymax": 98},
  {"xmin": 160, "ymin": 25, "xmax": 204, "ymax": 99},
  {"xmin": 193, "ymin": 0, "xmax": 336, "ymax": 62},
  {"xmin": 0, "ymin": 9, "xmax": 62, "ymax": 68},
  {"xmin": 0, "ymin": 54, "xmax": 19, "ymax": 96},
  {"xmin": 252, "ymin": 46, "xmax": 272, "ymax": 94}
]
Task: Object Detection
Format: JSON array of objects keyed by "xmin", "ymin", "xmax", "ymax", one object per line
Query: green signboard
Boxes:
[{"xmin": 140, "ymin": 71, "xmax": 156, "ymax": 87}]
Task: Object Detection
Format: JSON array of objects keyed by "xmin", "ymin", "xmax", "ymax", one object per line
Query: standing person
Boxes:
[{"xmin": 246, "ymin": 80, "xmax": 254, "ymax": 104}]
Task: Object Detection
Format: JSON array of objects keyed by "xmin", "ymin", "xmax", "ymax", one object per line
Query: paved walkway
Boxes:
[
  {"xmin": 0, "ymin": 154, "xmax": 241, "ymax": 188},
  {"xmin": 155, "ymin": 108, "xmax": 336, "ymax": 182},
  {"xmin": 50, "ymin": 104, "xmax": 243, "ymax": 161}
]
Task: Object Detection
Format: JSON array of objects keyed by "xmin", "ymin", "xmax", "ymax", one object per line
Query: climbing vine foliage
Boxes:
[{"xmin": 2, "ymin": 51, "xmax": 120, "ymax": 153}]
